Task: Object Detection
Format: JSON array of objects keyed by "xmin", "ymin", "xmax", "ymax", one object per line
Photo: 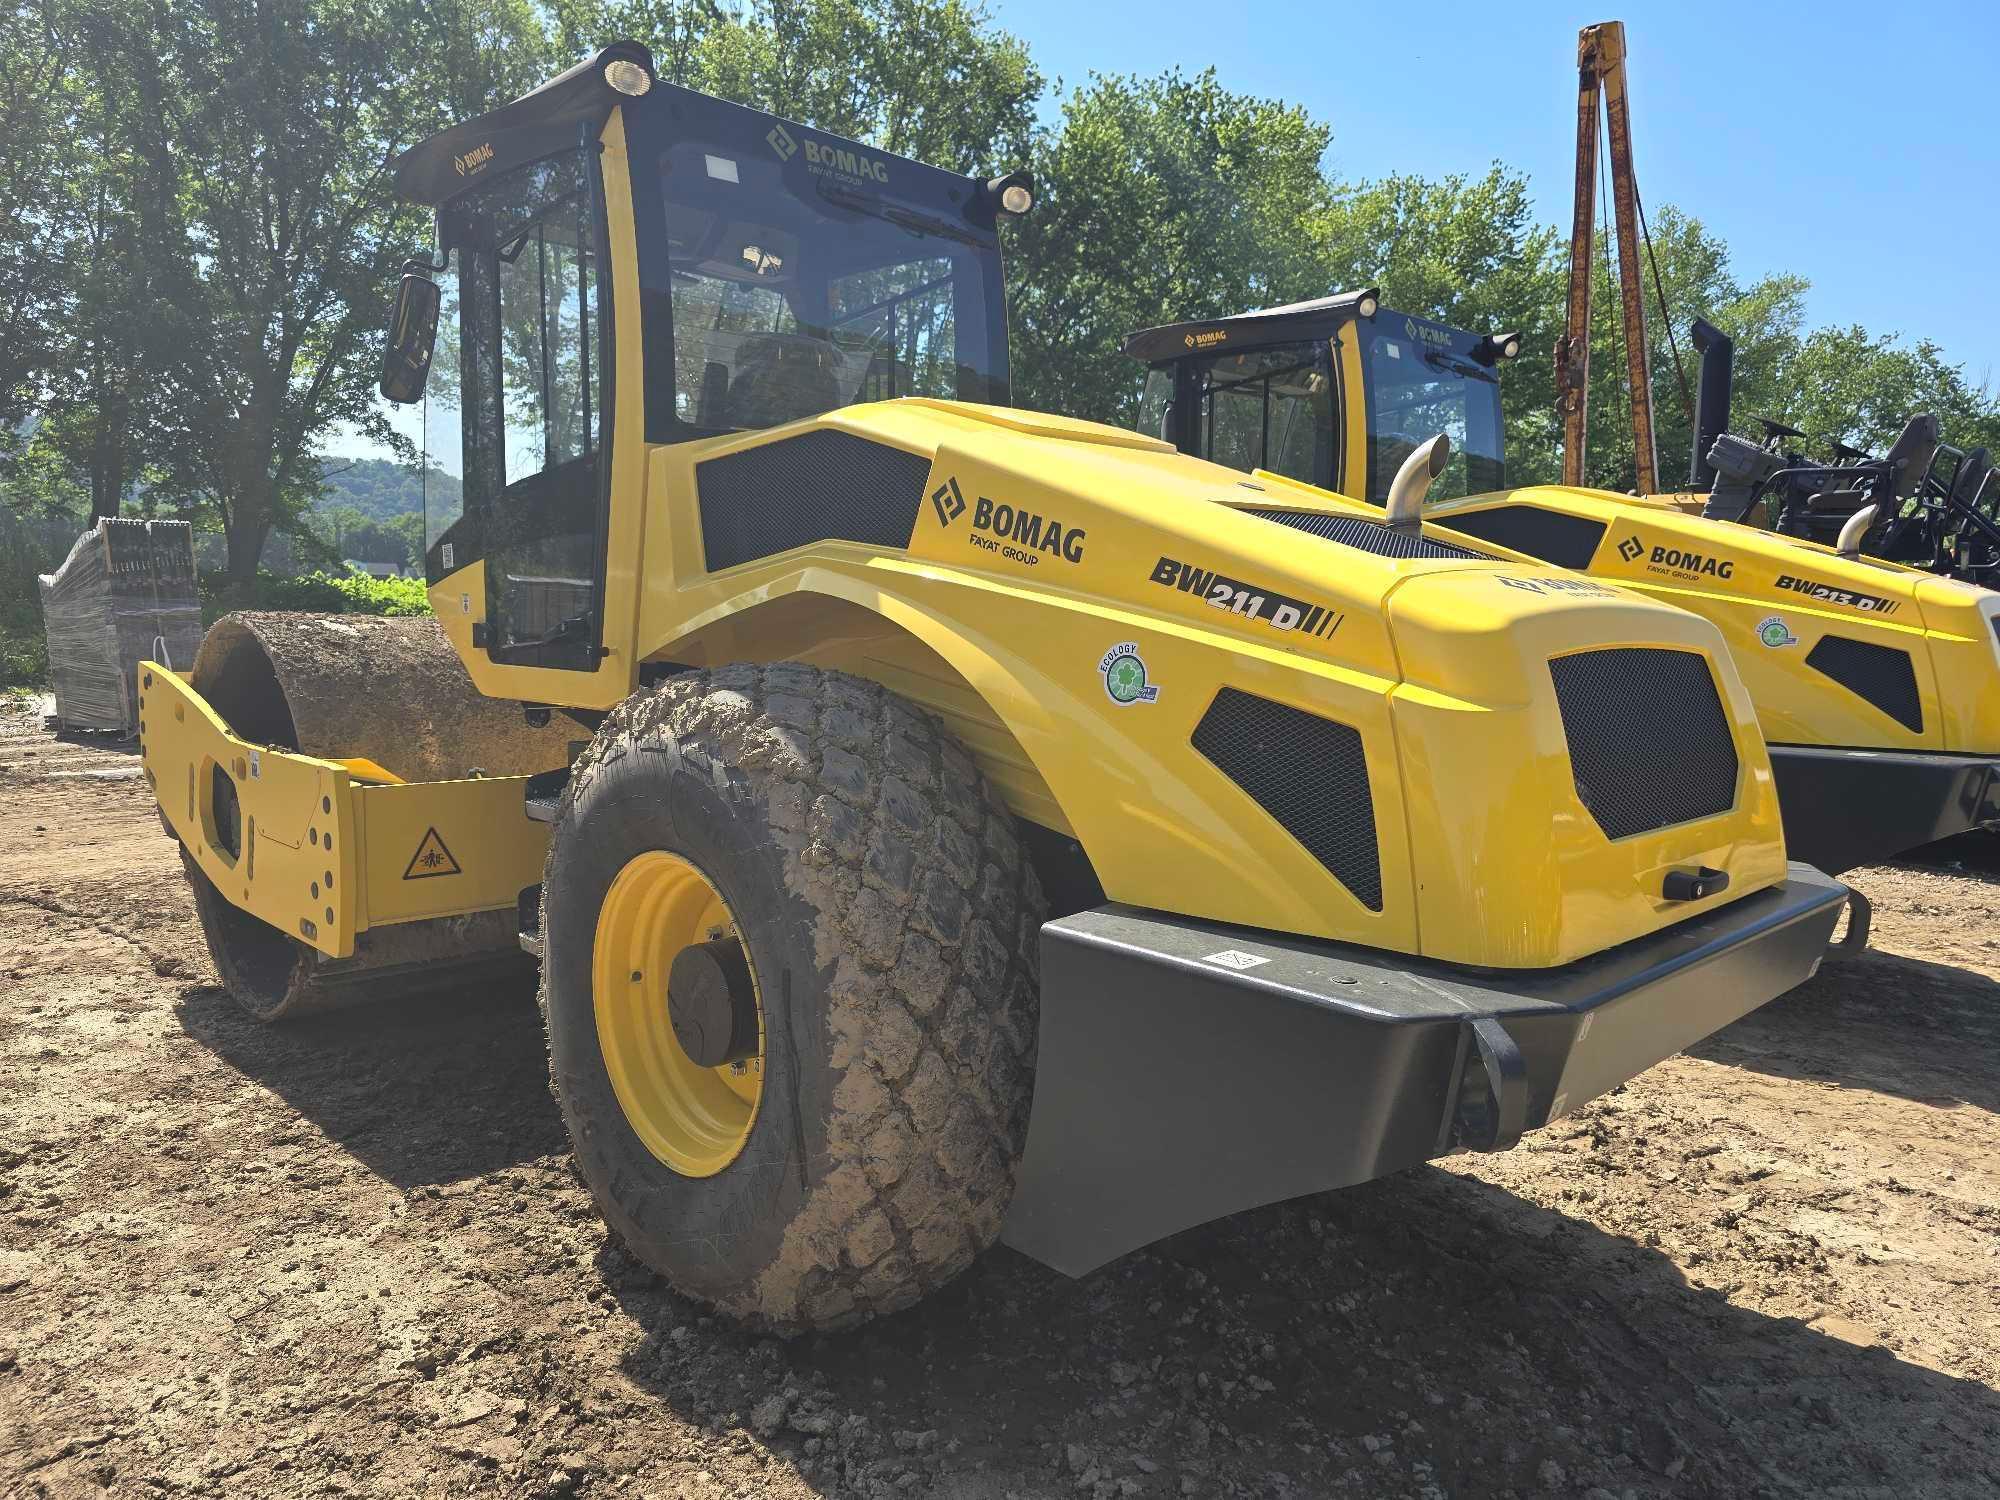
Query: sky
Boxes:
[
  {"xmin": 333, "ymin": 0, "xmax": 1998, "ymax": 460},
  {"xmin": 988, "ymin": 0, "xmax": 1997, "ymax": 379}
]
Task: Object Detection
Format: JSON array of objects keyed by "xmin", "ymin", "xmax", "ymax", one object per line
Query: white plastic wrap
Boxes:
[{"xmin": 38, "ymin": 518, "xmax": 203, "ymax": 734}]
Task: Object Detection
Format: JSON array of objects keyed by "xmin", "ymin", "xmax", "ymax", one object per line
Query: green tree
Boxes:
[
  {"xmin": 1557, "ymin": 203, "xmax": 1810, "ymax": 493},
  {"xmin": 1320, "ymin": 166, "xmax": 1567, "ymax": 485},
  {"xmin": 1007, "ymin": 68, "xmax": 1337, "ymax": 425},
  {"xmin": 552, "ymin": 0, "xmax": 1040, "ymax": 174},
  {"xmin": 1769, "ymin": 327, "xmax": 2000, "ymax": 461},
  {"xmin": 86, "ymin": 0, "xmax": 556, "ymax": 594},
  {"xmin": 0, "ymin": 1, "xmax": 78, "ymax": 432}
]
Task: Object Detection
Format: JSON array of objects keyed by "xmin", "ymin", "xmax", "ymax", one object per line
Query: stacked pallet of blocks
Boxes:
[{"xmin": 38, "ymin": 518, "xmax": 203, "ymax": 734}]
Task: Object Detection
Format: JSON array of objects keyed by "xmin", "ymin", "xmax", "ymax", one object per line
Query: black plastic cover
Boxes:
[
  {"xmin": 695, "ymin": 430, "xmax": 932, "ymax": 571},
  {"xmin": 1804, "ymin": 636, "xmax": 1924, "ymax": 734},
  {"xmin": 1001, "ymin": 867, "xmax": 1848, "ymax": 1276},
  {"xmin": 1550, "ymin": 647, "xmax": 1739, "ymax": 841},
  {"xmin": 1191, "ymin": 689, "xmax": 1382, "ymax": 910},
  {"xmin": 1433, "ymin": 504, "xmax": 1609, "ymax": 570},
  {"xmin": 1243, "ymin": 507, "xmax": 1487, "ymax": 561}
]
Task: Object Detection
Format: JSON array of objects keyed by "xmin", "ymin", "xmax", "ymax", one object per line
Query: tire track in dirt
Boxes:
[{"xmin": 2, "ymin": 696, "xmax": 1997, "ymax": 1498}]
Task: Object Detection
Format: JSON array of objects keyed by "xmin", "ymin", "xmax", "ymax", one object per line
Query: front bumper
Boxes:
[
  {"xmin": 1769, "ymin": 746, "xmax": 2000, "ymax": 874},
  {"xmin": 1000, "ymin": 864, "xmax": 1849, "ymax": 1276}
]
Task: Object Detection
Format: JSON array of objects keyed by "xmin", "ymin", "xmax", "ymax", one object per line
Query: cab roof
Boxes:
[
  {"xmin": 391, "ymin": 41, "xmax": 654, "ymax": 209},
  {"xmin": 1119, "ymin": 289, "xmax": 1380, "ymax": 366}
]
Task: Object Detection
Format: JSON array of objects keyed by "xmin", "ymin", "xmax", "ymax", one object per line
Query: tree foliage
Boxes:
[
  {"xmin": 1008, "ymin": 69, "xmax": 1337, "ymax": 428},
  {"xmin": 551, "ymin": 0, "xmax": 1040, "ymax": 175},
  {"xmin": 2, "ymin": 0, "xmax": 1996, "ymax": 595}
]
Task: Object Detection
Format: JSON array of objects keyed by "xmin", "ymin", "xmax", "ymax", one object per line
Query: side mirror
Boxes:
[{"xmin": 379, "ymin": 273, "xmax": 441, "ymax": 404}]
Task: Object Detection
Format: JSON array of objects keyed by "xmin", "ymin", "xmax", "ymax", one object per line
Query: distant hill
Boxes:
[{"xmin": 315, "ymin": 458, "xmax": 456, "ymax": 522}]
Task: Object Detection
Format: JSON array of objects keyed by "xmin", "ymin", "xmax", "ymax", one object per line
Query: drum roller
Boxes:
[{"xmin": 181, "ymin": 612, "xmax": 573, "ymax": 1019}]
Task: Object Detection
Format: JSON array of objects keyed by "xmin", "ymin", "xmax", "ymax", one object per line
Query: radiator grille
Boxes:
[
  {"xmin": 1243, "ymin": 508, "xmax": 1488, "ymax": 561},
  {"xmin": 1433, "ymin": 505, "xmax": 1608, "ymax": 569},
  {"xmin": 1549, "ymin": 648, "xmax": 1739, "ymax": 841},
  {"xmin": 1191, "ymin": 689, "xmax": 1382, "ymax": 910},
  {"xmin": 697, "ymin": 430, "xmax": 931, "ymax": 571},
  {"xmin": 1805, "ymin": 635, "xmax": 1924, "ymax": 733}
]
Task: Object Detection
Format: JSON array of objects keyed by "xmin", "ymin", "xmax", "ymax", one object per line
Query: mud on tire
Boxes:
[{"xmin": 540, "ymin": 664, "xmax": 1044, "ymax": 1331}]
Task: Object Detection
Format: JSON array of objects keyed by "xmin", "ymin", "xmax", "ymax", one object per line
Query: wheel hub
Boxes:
[
  {"xmin": 591, "ymin": 850, "xmax": 764, "ymax": 1177},
  {"xmin": 668, "ymin": 937, "xmax": 760, "ymax": 1067}
]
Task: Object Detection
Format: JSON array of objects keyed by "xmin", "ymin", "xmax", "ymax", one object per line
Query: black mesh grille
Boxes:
[
  {"xmin": 1549, "ymin": 648, "xmax": 1739, "ymax": 841},
  {"xmin": 1433, "ymin": 505, "xmax": 1608, "ymax": 569},
  {"xmin": 1192, "ymin": 689, "xmax": 1382, "ymax": 910},
  {"xmin": 1806, "ymin": 635, "xmax": 1924, "ymax": 733},
  {"xmin": 696, "ymin": 430, "xmax": 931, "ymax": 571},
  {"xmin": 1243, "ymin": 507, "xmax": 1488, "ymax": 561}
]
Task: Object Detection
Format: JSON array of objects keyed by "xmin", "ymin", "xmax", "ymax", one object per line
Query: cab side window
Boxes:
[{"xmin": 1192, "ymin": 343, "xmax": 1331, "ymax": 486}]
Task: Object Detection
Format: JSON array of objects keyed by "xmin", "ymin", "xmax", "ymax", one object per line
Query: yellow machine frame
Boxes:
[
  {"xmin": 139, "ymin": 665, "xmax": 548, "ymax": 960},
  {"xmin": 139, "ymin": 42, "xmax": 1858, "ymax": 1309},
  {"xmin": 145, "ymin": 95, "xmax": 1799, "ymax": 973}
]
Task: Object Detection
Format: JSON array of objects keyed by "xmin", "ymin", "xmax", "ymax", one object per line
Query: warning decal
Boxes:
[{"xmin": 403, "ymin": 827, "xmax": 462, "ymax": 880}]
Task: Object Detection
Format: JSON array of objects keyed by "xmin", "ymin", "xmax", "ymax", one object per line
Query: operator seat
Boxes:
[
  {"xmin": 1953, "ymin": 446, "xmax": 1994, "ymax": 512},
  {"xmin": 725, "ymin": 332, "xmax": 843, "ymax": 430},
  {"xmin": 1884, "ymin": 413, "xmax": 1943, "ymax": 499},
  {"xmin": 1776, "ymin": 414, "xmax": 1940, "ymax": 545}
]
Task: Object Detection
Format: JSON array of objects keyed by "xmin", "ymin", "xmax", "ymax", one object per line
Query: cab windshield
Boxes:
[
  {"xmin": 1359, "ymin": 325, "xmax": 1505, "ymax": 503},
  {"xmin": 648, "ymin": 137, "xmax": 1006, "ymax": 438}
]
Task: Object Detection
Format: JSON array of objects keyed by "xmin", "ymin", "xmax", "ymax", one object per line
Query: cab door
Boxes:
[
  {"xmin": 458, "ymin": 149, "xmax": 609, "ymax": 671},
  {"xmin": 1170, "ymin": 342, "xmax": 1336, "ymax": 489}
]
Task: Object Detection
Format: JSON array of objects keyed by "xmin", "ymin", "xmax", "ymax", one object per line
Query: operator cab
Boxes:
[
  {"xmin": 1124, "ymin": 293, "xmax": 1515, "ymax": 505},
  {"xmin": 380, "ymin": 42, "xmax": 1024, "ymax": 672}
]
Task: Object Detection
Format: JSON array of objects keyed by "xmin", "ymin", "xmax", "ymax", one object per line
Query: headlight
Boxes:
[{"xmin": 605, "ymin": 59, "xmax": 651, "ymax": 96}]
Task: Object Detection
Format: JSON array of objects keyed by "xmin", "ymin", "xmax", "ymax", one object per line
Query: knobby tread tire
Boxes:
[{"xmin": 540, "ymin": 663, "xmax": 1044, "ymax": 1332}]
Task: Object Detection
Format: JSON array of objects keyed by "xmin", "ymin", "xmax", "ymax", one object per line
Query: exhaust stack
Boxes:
[
  {"xmin": 1384, "ymin": 434, "xmax": 1451, "ymax": 531},
  {"xmin": 1690, "ymin": 319, "xmax": 1735, "ymax": 490}
]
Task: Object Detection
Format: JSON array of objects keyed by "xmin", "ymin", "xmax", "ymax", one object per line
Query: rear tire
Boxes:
[{"xmin": 540, "ymin": 664, "xmax": 1043, "ymax": 1331}]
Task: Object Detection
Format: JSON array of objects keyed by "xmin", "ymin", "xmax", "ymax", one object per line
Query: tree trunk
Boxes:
[
  {"xmin": 88, "ymin": 389, "xmax": 128, "ymax": 520},
  {"xmin": 225, "ymin": 507, "xmax": 271, "ymax": 602}
]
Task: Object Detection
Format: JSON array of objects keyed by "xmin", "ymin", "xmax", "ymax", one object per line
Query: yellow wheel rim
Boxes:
[{"xmin": 592, "ymin": 850, "xmax": 763, "ymax": 1177}]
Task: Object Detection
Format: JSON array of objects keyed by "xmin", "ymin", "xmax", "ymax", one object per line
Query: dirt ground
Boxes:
[{"xmin": 2, "ymin": 690, "xmax": 1996, "ymax": 1500}]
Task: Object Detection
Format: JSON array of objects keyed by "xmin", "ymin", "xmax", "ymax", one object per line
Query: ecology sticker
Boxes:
[
  {"xmin": 1098, "ymin": 642, "xmax": 1160, "ymax": 707},
  {"xmin": 1757, "ymin": 615, "xmax": 1798, "ymax": 648}
]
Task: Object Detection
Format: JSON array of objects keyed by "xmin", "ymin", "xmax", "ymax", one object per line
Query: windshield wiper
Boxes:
[
  {"xmin": 815, "ymin": 184, "xmax": 990, "ymax": 249},
  {"xmin": 1423, "ymin": 349, "xmax": 1498, "ymax": 384}
]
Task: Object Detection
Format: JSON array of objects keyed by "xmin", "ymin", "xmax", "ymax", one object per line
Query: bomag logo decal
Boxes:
[
  {"xmin": 930, "ymin": 476, "xmax": 1083, "ymax": 566},
  {"xmin": 1624, "ymin": 535, "xmax": 1735, "ymax": 580},
  {"xmin": 1149, "ymin": 556, "xmax": 1341, "ymax": 637},
  {"xmin": 803, "ymin": 139, "xmax": 888, "ymax": 182},
  {"xmin": 1495, "ymin": 576, "xmax": 1617, "ymax": 597},
  {"xmin": 930, "ymin": 476, "xmax": 967, "ymax": 527},
  {"xmin": 452, "ymin": 142, "xmax": 496, "ymax": 177},
  {"xmin": 767, "ymin": 120, "xmax": 889, "ymax": 183},
  {"xmin": 1775, "ymin": 573, "xmax": 1900, "ymax": 615},
  {"xmin": 1403, "ymin": 317, "xmax": 1451, "ymax": 348},
  {"xmin": 1183, "ymin": 329, "xmax": 1227, "ymax": 349}
]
